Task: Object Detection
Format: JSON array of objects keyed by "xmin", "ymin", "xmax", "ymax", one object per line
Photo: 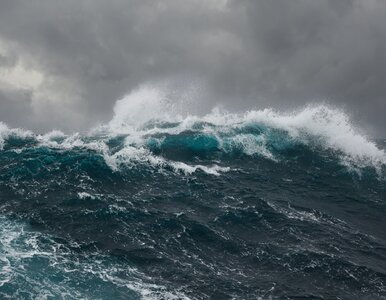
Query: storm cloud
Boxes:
[{"xmin": 0, "ymin": 0, "xmax": 385, "ymax": 135}]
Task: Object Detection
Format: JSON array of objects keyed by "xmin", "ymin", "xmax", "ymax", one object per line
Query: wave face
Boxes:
[{"xmin": 0, "ymin": 87, "xmax": 386, "ymax": 299}]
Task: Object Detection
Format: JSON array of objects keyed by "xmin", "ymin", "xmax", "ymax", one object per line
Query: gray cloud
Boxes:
[{"xmin": 0, "ymin": 0, "xmax": 385, "ymax": 136}]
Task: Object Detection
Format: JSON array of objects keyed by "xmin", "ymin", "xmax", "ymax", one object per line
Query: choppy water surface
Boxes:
[{"xmin": 0, "ymin": 93, "xmax": 385, "ymax": 299}]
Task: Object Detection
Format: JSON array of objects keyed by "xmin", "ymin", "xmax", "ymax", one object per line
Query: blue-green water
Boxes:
[{"xmin": 0, "ymin": 105, "xmax": 385, "ymax": 299}]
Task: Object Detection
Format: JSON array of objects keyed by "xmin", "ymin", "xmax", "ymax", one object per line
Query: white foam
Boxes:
[
  {"xmin": 0, "ymin": 122, "xmax": 34, "ymax": 150},
  {"xmin": 77, "ymin": 192, "xmax": 96, "ymax": 200},
  {"xmin": 102, "ymin": 85, "xmax": 385, "ymax": 169},
  {"xmin": 242, "ymin": 105, "xmax": 386, "ymax": 168},
  {"xmin": 104, "ymin": 143, "xmax": 229, "ymax": 176},
  {"xmin": 40, "ymin": 129, "xmax": 66, "ymax": 140},
  {"xmin": 0, "ymin": 121, "xmax": 228, "ymax": 176},
  {"xmin": 37, "ymin": 132, "xmax": 110, "ymax": 154},
  {"xmin": 221, "ymin": 133, "xmax": 276, "ymax": 160},
  {"xmin": 170, "ymin": 161, "xmax": 230, "ymax": 176}
]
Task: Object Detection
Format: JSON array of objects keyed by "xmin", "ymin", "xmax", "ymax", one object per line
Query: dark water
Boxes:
[{"xmin": 0, "ymin": 112, "xmax": 385, "ymax": 299}]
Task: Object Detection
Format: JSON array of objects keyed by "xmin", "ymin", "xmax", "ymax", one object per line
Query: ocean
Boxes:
[{"xmin": 0, "ymin": 91, "xmax": 385, "ymax": 299}]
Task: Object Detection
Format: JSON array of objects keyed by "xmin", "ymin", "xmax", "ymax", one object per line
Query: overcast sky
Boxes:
[{"xmin": 0, "ymin": 0, "xmax": 385, "ymax": 136}]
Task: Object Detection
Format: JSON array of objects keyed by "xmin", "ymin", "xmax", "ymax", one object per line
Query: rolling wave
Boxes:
[{"xmin": 0, "ymin": 86, "xmax": 385, "ymax": 175}]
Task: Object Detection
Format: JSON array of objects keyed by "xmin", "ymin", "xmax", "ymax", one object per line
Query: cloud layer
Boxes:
[{"xmin": 0, "ymin": 0, "xmax": 385, "ymax": 135}]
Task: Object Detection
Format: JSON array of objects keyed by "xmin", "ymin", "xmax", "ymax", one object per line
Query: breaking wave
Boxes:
[{"xmin": 0, "ymin": 85, "xmax": 385, "ymax": 175}]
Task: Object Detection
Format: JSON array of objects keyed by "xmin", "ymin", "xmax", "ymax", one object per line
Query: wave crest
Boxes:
[{"xmin": 97, "ymin": 86, "xmax": 385, "ymax": 170}]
